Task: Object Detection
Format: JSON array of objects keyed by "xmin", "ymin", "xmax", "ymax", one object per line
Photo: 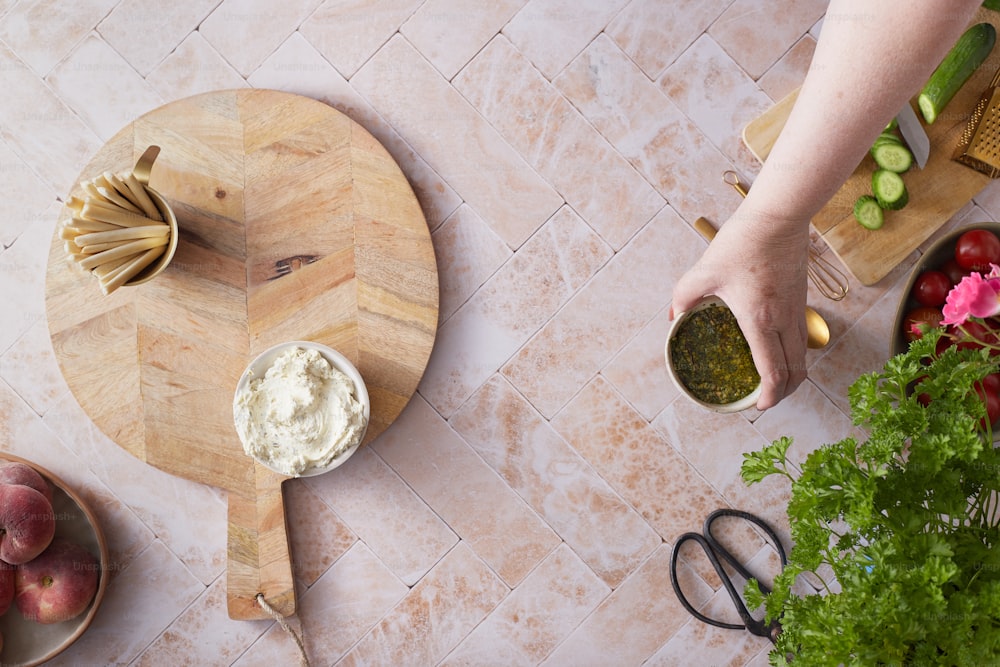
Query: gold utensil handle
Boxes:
[
  {"xmin": 694, "ymin": 216, "xmax": 718, "ymax": 241},
  {"xmin": 132, "ymin": 145, "xmax": 161, "ymax": 186},
  {"xmin": 723, "ymin": 170, "xmax": 749, "ymax": 198}
]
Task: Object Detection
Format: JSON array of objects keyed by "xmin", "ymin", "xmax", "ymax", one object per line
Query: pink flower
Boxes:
[{"xmin": 941, "ymin": 263, "xmax": 1000, "ymax": 326}]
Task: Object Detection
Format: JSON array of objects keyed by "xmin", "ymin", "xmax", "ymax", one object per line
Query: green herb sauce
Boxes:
[{"xmin": 671, "ymin": 304, "xmax": 760, "ymax": 404}]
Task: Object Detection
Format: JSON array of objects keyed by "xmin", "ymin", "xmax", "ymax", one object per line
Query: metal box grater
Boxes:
[{"xmin": 954, "ymin": 67, "xmax": 1000, "ymax": 177}]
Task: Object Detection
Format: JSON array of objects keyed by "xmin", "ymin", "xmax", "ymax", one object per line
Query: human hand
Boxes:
[{"xmin": 670, "ymin": 210, "xmax": 810, "ymax": 410}]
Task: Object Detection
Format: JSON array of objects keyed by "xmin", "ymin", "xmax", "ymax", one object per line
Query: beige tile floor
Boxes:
[{"xmin": 2, "ymin": 1, "xmax": 1000, "ymax": 665}]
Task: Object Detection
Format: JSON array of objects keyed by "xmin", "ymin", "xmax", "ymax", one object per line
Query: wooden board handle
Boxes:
[{"xmin": 226, "ymin": 465, "xmax": 295, "ymax": 620}]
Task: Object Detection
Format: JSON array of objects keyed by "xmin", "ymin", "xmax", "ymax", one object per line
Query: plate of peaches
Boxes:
[{"xmin": 0, "ymin": 453, "xmax": 108, "ymax": 666}]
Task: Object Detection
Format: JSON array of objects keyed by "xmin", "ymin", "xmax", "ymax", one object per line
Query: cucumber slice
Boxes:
[
  {"xmin": 873, "ymin": 130, "xmax": 904, "ymax": 146},
  {"xmin": 870, "ymin": 131, "xmax": 906, "ymax": 157},
  {"xmin": 853, "ymin": 195, "xmax": 884, "ymax": 230},
  {"xmin": 870, "ymin": 142, "xmax": 913, "ymax": 173},
  {"xmin": 872, "ymin": 169, "xmax": 909, "ymax": 210}
]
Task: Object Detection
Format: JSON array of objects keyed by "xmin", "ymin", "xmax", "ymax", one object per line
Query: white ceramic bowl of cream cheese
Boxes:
[{"xmin": 233, "ymin": 341, "xmax": 370, "ymax": 478}]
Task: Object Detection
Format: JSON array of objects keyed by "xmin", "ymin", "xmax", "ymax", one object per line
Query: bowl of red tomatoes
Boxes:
[{"xmin": 892, "ymin": 223, "xmax": 1000, "ymax": 358}]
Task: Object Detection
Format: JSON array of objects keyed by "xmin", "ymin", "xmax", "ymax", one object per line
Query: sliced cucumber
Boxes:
[
  {"xmin": 870, "ymin": 131, "xmax": 906, "ymax": 156},
  {"xmin": 853, "ymin": 195, "xmax": 885, "ymax": 230},
  {"xmin": 919, "ymin": 23, "xmax": 996, "ymax": 124},
  {"xmin": 873, "ymin": 130, "xmax": 904, "ymax": 146},
  {"xmin": 870, "ymin": 141, "xmax": 913, "ymax": 173},
  {"xmin": 872, "ymin": 169, "xmax": 909, "ymax": 210}
]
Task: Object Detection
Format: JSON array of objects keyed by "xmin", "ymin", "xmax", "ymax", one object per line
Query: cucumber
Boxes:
[
  {"xmin": 872, "ymin": 169, "xmax": 909, "ymax": 210},
  {"xmin": 853, "ymin": 195, "xmax": 885, "ymax": 230},
  {"xmin": 872, "ymin": 130, "xmax": 904, "ymax": 147},
  {"xmin": 984, "ymin": 0, "xmax": 1000, "ymax": 12},
  {"xmin": 870, "ymin": 141, "xmax": 913, "ymax": 173},
  {"xmin": 918, "ymin": 22, "xmax": 996, "ymax": 124}
]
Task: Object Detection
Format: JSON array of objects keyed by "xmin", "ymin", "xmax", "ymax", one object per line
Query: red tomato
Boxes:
[
  {"xmin": 940, "ymin": 258, "xmax": 969, "ymax": 286},
  {"xmin": 952, "ymin": 321, "xmax": 991, "ymax": 351},
  {"xmin": 975, "ymin": 380, "xmax": 1000, "ymax": 428},
  {"xmin": 903, "ymin": 307, "xmax": 944, "ymax": 343},
  {"xmin": 983, "ymin": 372, "xmax": 1000, "ymax": 393},
  {"xmin": 911, "ymin": 270, "xmax": 953, "ymax": 307},
  {"xmin": 948, "ymin": 320, "xmax": 1000, "ymax": 357},
  {"xmin": 914, "ymin": 375, "xmax": 932, "ymax": 406},
  {"xmin": 954, "ymin": 229, "xmax": 1000, "ymax": 272},
  {"xmin": 935, "ymin": 334, "xmax": 954, "ymax": 358}
]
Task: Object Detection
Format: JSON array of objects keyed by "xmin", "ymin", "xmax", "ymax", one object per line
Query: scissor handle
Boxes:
[
  {"xmin": 704, "ymin": 508, "xmax": 788, "ymax": 571},
  {"xmin": 669, "ymin": 531, "xmax": 747, "ymax": 631},
  {"xmin": 670, "ymin": 509, "xmax": 786, "ymax": 642}
]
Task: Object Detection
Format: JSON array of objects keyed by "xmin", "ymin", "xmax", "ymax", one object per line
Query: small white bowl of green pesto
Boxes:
[{"xmin": 665, "ymin": 296, "xmax": 761, "ymax": 413}]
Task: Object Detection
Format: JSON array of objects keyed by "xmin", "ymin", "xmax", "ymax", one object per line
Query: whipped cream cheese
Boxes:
[{"xmin": 234, "ymin": 346, "xmax": 367, "ymax": 476}]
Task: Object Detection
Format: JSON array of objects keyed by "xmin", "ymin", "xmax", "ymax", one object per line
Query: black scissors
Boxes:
[{"xmin": 669, "ymin": 508, "xmax": 787, "ymax": 644}]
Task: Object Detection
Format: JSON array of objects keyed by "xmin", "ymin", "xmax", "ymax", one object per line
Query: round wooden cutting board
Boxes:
[{"xmin": 45, "ymin": 90, "xmax": 439, "ymax": 619}]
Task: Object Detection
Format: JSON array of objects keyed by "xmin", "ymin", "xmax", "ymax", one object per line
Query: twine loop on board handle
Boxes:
[{"xmin": 256, "ymin": 593, "xmax": 309, "ymax": 666}]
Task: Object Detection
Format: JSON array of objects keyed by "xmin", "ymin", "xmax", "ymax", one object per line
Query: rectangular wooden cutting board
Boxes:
[{"xmin": 742, "ymin": 9, "xmax": 1000, "ymax": 286}]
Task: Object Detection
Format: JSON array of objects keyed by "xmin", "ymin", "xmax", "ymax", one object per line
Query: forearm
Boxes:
[{"xmin": 741, "ymin": 0, "xmax": 983, "ymax": 233}]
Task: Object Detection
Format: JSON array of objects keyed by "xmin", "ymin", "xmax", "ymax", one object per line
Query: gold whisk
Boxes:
[{"xmin": 722, "ymin": 171, "xmax": 849, "ymax": 301}]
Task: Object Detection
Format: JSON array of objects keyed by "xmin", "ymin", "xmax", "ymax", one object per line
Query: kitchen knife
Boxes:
[{"xmin": 896, "ymin": 102, "xmax": 930, "ymax": 169}]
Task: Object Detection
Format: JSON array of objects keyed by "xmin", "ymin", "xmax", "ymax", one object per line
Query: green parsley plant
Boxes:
[{"xmin": 741, "ymin": 328, "xmax": 1000, "ymax": 666}]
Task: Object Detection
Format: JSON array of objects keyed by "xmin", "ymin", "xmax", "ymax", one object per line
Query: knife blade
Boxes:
[{"xmin": 896, "ymin": 102, "xmax": 930, "ymax": 169}]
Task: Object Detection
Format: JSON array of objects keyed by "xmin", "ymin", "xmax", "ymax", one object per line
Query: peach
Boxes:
[
  {"xmin": 0, "ymin": 560, "xmax": 13, "ymax": 615},
  {"xmin": 0, "ymin": 461, "xmax": 52, "ymax": 502},
  {"xmin": 0, "ymin": 484, "xmax": 55, "ymax": 564},
  {"xmin": 15, "ymin": 539, "xmax": 99, "ymax": 624}
]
